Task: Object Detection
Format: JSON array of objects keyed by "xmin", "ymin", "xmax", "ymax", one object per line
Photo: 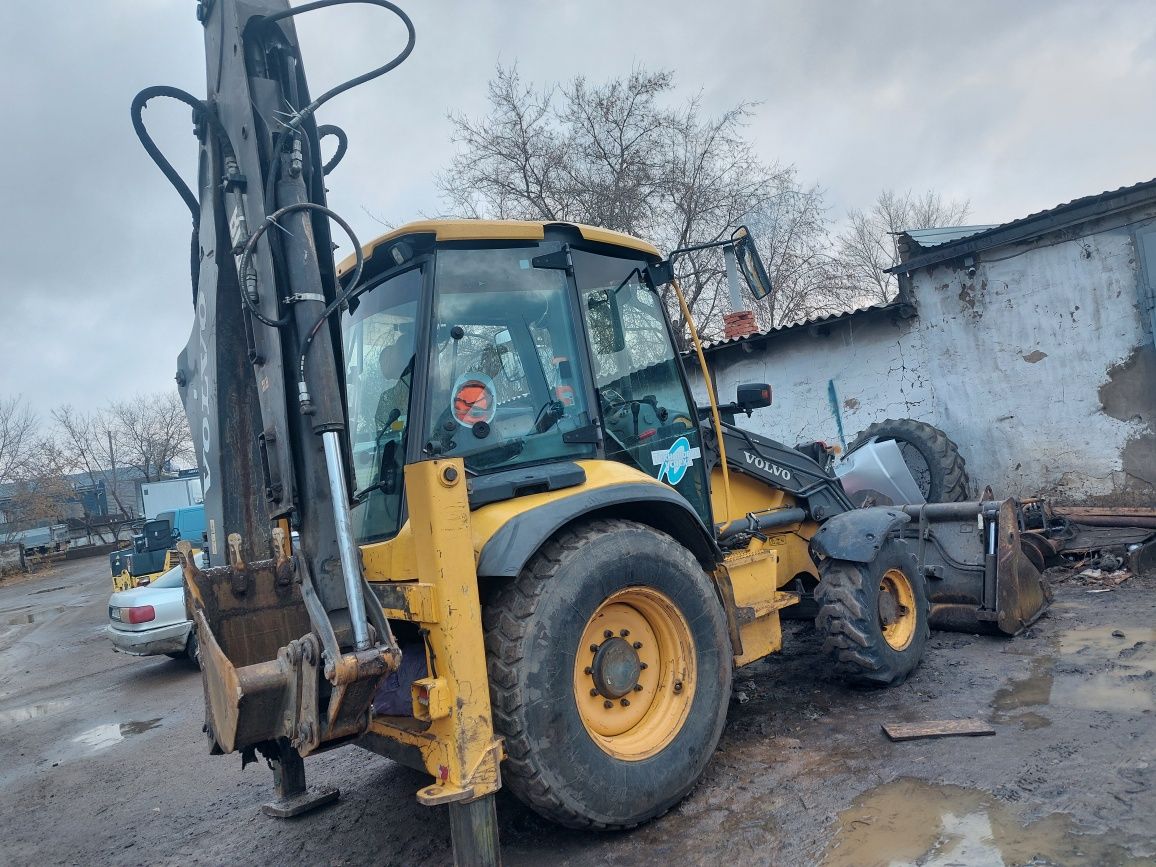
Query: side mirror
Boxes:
[
  {"xmin": 731, "ymin": 226, "xmax": 772, "ymax": 301},
  {"xmin": 736, "ymin": 383, "xmax": 772, "ymax": 412}
]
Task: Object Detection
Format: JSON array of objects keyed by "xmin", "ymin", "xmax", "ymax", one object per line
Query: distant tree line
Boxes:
[
  {"xmin": 0, "ymin": 392, "xmax": 193, "ymax": 544},
  {"xmin": 437, "ymin": 65, "xmax": 969, "ymax": 341}
]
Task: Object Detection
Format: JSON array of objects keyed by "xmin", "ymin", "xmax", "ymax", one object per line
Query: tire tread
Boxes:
[
  {"xmin": 851, "ymin": 418, "xmax": 970, "ymax": 502},
  {"xmin": 483, "ymin": 518, "xmax": 710, "ymax": 829},
  {"xmin": 814, "ymin": 550, "xmax": 929, "ymax": 685}
]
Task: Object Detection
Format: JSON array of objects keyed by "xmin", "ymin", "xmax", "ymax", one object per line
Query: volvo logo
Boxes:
[
  {"xmin": 195, "ymin": 289, "xmax": 213, "ymax": 497},
  {"xmin": 743, "ymin": 450, "xmax": 792, "ymax": 481}
]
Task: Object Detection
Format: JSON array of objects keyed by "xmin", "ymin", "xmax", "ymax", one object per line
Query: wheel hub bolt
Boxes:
[
  {"xmin": 634, "ymin": 684, "xmax": 643, "ymax": 692},
  {"xmin": 673, "ymin": 680, "xmax": 683, "ymax": 693},
  {"xmin": 620, "ymin": 629, "xmax": 630, "ymax": 637},
  {"xmin": 639, "ymin": 662, "xmax": 648, "ymax": 670},
  {"xmin": 590, "ymin": 644, "xmax": 599, "ymax": 653},
  {"xmin": 620, "ymin": 699, "xmax": 630, "ymax": 707},
  {"xmin": 603, "ymin": 630, "xmax": 613, "ymax": 639},
  {"xmin": 590, "ymin": 688, "xmax": 599, "ymax": 697},
  {"xmin": 584, "ymin": 666, "xmax": 593, "ymax": 675},
  {"xmin": 603, "ymin": 700, "xmax": 613, "ymax": 709},
  {"xmin": 633, "ymin": 641, "xmax": 642, "ymax": 649}
]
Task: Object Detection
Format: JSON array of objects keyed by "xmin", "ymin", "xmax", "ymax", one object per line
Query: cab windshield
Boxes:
[
  {"xmin": 423, "ymin": 245, "xmax": 596, "ymax": 472},
  {"xmin": 342, "ymin": 265, "xmax": 422, "ymax": 543},
  {"xmin": 573, "ymin": 249, "xmax": 711, "ymax": 522}
]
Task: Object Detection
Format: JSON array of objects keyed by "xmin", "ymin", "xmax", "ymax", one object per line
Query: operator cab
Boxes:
[{"xmin": 340, "ymin": 220, "xmax": 711, "ymax": 543}]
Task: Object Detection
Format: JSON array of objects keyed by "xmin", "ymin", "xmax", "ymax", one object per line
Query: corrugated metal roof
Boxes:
[
  {"xmin": 699, "ymin": 301, "xmax": 902, "ymax": 353},
  {"xmin": 902, "ymin": 225, "xmax": 997, "ymax": 248},
  {"xmin": 889, "ymin": 177, "xmax": 1156, "ymax": 274}
]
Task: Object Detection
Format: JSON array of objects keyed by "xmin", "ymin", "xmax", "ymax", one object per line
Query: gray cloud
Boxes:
[{"xmin": 2, "ymin": 0, "xmax": 1153, "ymax": 417}]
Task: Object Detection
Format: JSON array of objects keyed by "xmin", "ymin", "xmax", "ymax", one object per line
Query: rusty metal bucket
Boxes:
[
  {"xmin": 179, "ymin": 534, "xmax": 393, "ymax": 758},
  {"xmin": 900, "ymin": 499, "xmax": 1053, "ymax": 636}
]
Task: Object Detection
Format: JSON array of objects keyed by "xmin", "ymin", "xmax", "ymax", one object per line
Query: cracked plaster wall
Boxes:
[{"xmin": 690, "ymin": 215, "xmax": 1155, "ymax": 504}]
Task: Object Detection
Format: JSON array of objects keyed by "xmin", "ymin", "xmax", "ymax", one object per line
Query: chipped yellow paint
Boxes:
[{"xmin": 374, "ymin": 458, "xmax": 503, "ymax": 806}]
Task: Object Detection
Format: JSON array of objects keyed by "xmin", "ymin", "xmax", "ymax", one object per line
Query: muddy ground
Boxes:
[{"xmin": 1, "ymin": 555, "xmax": 1154, "ymax": 866}]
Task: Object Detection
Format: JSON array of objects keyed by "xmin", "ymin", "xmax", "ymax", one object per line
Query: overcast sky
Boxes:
[{"xmin": 2, "ymin": 0, "xmax": 1154, "ymax": 417}]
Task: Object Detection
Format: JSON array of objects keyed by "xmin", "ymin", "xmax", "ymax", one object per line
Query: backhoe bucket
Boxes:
[
  {"xmin": 900, "ymin": 499, "xmax": 1052, "ymax": 636},
  {"xmin": 179, "ymin": 537, "xmax": 392, "ymax": 757}
]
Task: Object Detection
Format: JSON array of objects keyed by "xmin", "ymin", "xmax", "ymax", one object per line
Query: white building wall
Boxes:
[{"xmin": 690, "ymin": 209, "xmax": 1155, "ymax": 505}]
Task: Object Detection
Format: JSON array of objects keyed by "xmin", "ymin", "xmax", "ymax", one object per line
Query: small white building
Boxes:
[{"xmin": 691, "ymin": 179, "xmax": 1156, "ymax": 505}]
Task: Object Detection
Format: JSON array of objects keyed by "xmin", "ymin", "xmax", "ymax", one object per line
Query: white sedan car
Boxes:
[{"xmin": 106, "ymin": 554, "xmax": 204, "ymax": 663}]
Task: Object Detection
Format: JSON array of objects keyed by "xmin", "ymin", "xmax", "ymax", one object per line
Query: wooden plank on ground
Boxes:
[{"xmin": 881, "ymin": 720, "xmax": 996, "ymax": 742}]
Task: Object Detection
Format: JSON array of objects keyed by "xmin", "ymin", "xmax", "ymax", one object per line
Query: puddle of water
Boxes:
[
  {"xmin": 1059, "ymin": 626, "xmax": 1156, "ymax": 656},
  {"xmin": 5, "ymin": 605, "xmax": 72, "ymax": 626},
  {"xmin": 822, "ymin": 777, "xmax": 1146, "ymax": 867},
  {"xmin": 993, "ymin": 657, "xmax": 1052, "ymax": 713},
  {"xmin": 0, "ymin": 698, "xmax": 73, "ymax": 726},
  {"xmin": 120, "ymin": 719, "xmax": 162, "ymax": 735},
  {"xmin": 1051, "ymin": 672, "xmax": 1154, "ymax": 713},
  {"xmin": 1053, "ymin": 627, "xmax": 1155, "ymax": 713},
  {"xmin": 72, "ymin": 718, "xmax": 161, "ymax": 750},
  {"xmin": 992, "ymin": 626, "xmax": 1156, "ymax": 721}
]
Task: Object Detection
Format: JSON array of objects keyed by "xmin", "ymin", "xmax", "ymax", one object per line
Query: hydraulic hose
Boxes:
[
  {"xmin": 236, "ymin": 202, "xmax": 365, "ymax": 334},
  {"xmin": 259, "ymin": 0, "xmax": 415, "ymax": 212},
  {"xmin": 130, "ymin": 84, "xmax": 240, "ymax": 221},
  {"xmin": 317, "ymin": 124, "xmax": 349, "ymax": 174},
  {"xmin": 717, "ymin": 507, "xmax": 807, "ymax": 543},
  {"xmin": 258, "ymin": 0, "xmax": 416, "ymax": 135},
  {"xmin": 131, "ymin": 85, "xmax": 243, "ymax": 296}
]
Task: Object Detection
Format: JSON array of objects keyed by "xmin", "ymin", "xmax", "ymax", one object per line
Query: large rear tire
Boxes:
[
  {"xmin": 484, "ymin": 518, "xmax": 732, "ymax": 829},
  {"xmin": 850, "ymin": 418, "xmax": 969, "ymax": 503},
  {"xmin": 815, "ymin": 539, "xmax": 928, "ymax": 686}
]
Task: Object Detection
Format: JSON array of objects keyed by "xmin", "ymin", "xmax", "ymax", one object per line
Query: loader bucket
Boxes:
[{"xmin": 900, "ymin": 499, "xmax": 1052, "ymax": 636}]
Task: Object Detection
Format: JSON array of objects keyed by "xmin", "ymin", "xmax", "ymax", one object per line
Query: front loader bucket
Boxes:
[
  {"xmin": 900, "ymin": 500, "xmax": 1052, "ymax": 636},
  {"xmin": 179, "ymin": 537, "xmax": 391, "ymax": 757}
]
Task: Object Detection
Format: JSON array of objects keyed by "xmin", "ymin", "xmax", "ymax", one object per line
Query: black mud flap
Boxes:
[
  {"xmin": 810, "ymin": 507, "xmax": 911, "ymax": 563},
  {"xmin": 902, "ymin": 499, "xmax": 1052, "ymax": 636}
]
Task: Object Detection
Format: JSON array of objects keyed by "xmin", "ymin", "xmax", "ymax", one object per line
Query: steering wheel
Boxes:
[{"xmin": 600, "ymin": 389, "xmax": 667, "ymax": 423}]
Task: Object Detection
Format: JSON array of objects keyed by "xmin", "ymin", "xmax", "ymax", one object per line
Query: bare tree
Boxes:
[
  {"xmin": 0, "ymin": 439, "xmax": 75, "ymax": 544},
  {"xmin": 439, "ymin": 65, "xmax": 800, "ymax": 343},
  {"xmin": 835, "ymin": 189, "xmax": 970, "ymax": 305},
  {"xmin": 108, "ymin": 391, "xmax": 194, "ymax": 482},
  {"xmin": 0, "ymin": 396, "xmax": 37, "ymax": 485},
  {"xmin": 52, "ymin": 405, "xmax": 133, "ymax": 516},
  {"xmin": 743, "ymin": 178, "xmax": 876, "ymax": 331},
  {"xmin": 53, "ymin": 392, "xmax": 194, "ymax": 519}
]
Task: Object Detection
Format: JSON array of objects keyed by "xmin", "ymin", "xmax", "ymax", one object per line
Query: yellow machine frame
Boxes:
[{"xmin": 346, "ymin": 220, "xmax": 810, "ymax": 807}]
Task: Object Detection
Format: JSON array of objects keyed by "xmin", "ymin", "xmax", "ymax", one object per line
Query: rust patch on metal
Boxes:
[
  {"xmin": 1021, "ymin": 350, "xmax": 1048, "ymax": 364},
  {"xmin": 995, "ymin": 499, "xmax": 1053, "ymax": 635}
]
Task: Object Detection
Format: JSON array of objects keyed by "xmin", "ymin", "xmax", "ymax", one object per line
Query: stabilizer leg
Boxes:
[
  {"xmin": 261, "ymin": 741, "xmax": 340, "ymax": 818},
  {"xmin": 448, "ymin": 795, "xmax": 501, "ymax": 867}
]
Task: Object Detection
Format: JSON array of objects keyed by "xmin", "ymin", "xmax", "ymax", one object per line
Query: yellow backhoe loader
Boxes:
[{"xmin": 133, "ymin": 2, "xmax": 1049, "ymax": 862}]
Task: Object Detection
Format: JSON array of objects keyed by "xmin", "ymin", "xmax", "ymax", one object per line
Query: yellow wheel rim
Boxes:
[
  {"xmin": 573, "ymin": 587, "xmax": 696, "ymax": 761},
  {"xmin": 878, "ymin": 568, "xmax": 917, "ymax": 651}
]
